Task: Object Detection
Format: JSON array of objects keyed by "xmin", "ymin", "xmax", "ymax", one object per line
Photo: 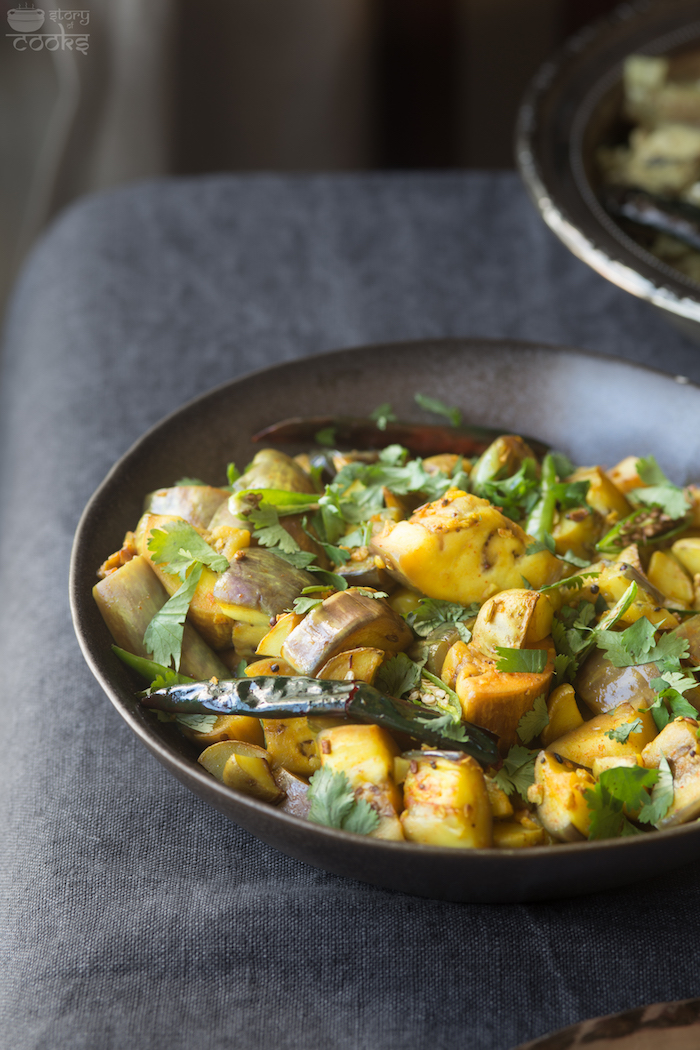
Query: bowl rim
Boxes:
[
  {"xmin": 516, "ymin": 0, "xmax": 700, "ymax": 325},
  {"xmin": 69, "ymin": 337, "xmax": 700, "ymax": 898}
]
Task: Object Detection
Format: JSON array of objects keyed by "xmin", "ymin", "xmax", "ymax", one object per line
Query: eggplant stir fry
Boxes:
[
  {"xmin": 598, "ymin": 50, "xmax": 700, "ymax": 282},
  {"xmin": 94, "ymin": 404, "xmax": 700, "ymax": 849}
]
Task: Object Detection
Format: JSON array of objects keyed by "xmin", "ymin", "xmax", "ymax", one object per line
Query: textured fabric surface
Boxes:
[{"xmin": 1, "ymin": 172, "xmax": 700, "ymax": 1050}]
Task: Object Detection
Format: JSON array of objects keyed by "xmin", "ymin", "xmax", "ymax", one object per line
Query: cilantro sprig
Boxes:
[
  {"xmin": 414, "ymin": 392, "xmax": 462, "ymax": 427},
  {"xmin": 491, "ymin": 745, "xmax": 538, "ymax": 802},
  {"xmin": 584, "ymin": 760, "xmax": 673, "ymax": 839},
  {"xmin": 307, "ymin": 767, "xmax": 380, "ymax": 835},
  {"xmin": 142, "ymin": 521, "xmax": 229, "ymax": 670},
  {"xmin": 406, "ymin": 598, "xmax": 479, "ymax": 641}
]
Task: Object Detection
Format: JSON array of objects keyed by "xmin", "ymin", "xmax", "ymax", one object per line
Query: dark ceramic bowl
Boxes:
[
  {"xmin": 70, "ymin": 338, "xmax": 700, "ymax": 903},
  {"xmin": 516, "ymin": 0, "xmax": 700, "ymax": 341}
]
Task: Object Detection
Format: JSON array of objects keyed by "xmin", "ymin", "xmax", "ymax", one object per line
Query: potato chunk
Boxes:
[
  {"xmin": 370, "ymin": 488, "xmax": 563, "ymax": 604},
  {"xmin": 547, "ymin": 702, "xmax": 657, "ymax": 768},
  {"xmin": 401, "ymin": 752, "xmax": 492, "ymax": 848},
  {"xmin": 317, "ymin": 724, "xmax": 403, "ymax": 840}
]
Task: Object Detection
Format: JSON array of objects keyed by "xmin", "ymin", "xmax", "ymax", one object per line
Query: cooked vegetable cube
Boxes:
[
  {"xmin": 541, "ymin": 684, "xmax": 584, "ymax": 747},
  {"xmin": 647, "ymin": 550, "xmax": 694, "ymax": 607},
  {"xmin": 214, "ymin": 548, "xmax": 315, "ymax": 626},
  {"xmin": 470, "ymin": 588, "xmax": 553, "ymax": 657},
  {"xmin": 317, "ymin": 723, "xmax": 403, "ymax": 840},
  {"xmin": 441, "ymin": 637, "xmax": 555, "ymax": 750},
  {"xmin": 401, "ymin": 752, "xmax": 492, "ymax": 848},
  {"xmin": 527, "ymin": 751, "xmax": 595, "ymax": 842},
  {"xmin": 198, "ymin": 740, "xmax": 283, "ymax": 803},
  {"xmin": 282, "ymin": 588, "xmax": 413, "ymax": 676},
  {"xmin": 315, "ymin": 646, "xmax": 385, "ymax": 684},
  {"xmin": 262, "ymin": 717, "xmax": 322, "ymax": 778},
  {"xmin": 546, "ymin": 702, "xmax": 657, "ymax": 768},
  {"xmin": 92, "ymin": 554, "xmax": 229, "ymax": 680},
  {"xmin": 370, "ymin": 489, "xmax": 563, "ymax": 605}
]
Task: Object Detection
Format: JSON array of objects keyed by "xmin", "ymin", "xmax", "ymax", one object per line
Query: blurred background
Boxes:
[{"xmin": 0, "ymin": 0, "xmax": 620, "ymax": 319}]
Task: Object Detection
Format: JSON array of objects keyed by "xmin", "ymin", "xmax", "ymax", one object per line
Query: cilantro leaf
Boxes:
[
  {"xmin": 375, "ymin": 652, "xmax": 423, "ymax": 698},
  {"xmin": 491, "ymin": 745, "xmax": 538, "ymax": 801},
  {"xmin": 413, "ymin": 711, "xmax": 469, "ymax": 743},
  {"xmin": 307, "ymin": 767, "xmax": 380, "ymax": 835},
  {"xmin": 595, "ymin": 617, "xmax": 657, "ymax": 668},
  {"xmin": 584, "ymin": 765, "xmax": 659, "ymax": 839},
  {"xmin": 638, "ymin": 755, "xmax": 674, "ymax": 826},
  {"xmin": 369, "ymin": 402, "xmax": 398, "ymax": 431},
  {"xmin": 525, "ymin": 533, "xmax": 556, "ymax": 555},
  {"xmin": 516, "ymin": 694, "xmax": 549, "ymax": 744},
  {"xmin": 406, "ymin": 598, "xmax": 479, "ymax": 638},
  {"xmin": 248, "ymin": 504, "xmax": 302, "ymax": 554},
  {"xmin": 631, "ymin": 485, "xmax": 690, "ymax": 520},
  {"xmin": 315, "ymin": 427, "xmax": 336, "ymax": 447},
  {"xmin": 494, "ymin": 647, "xmax": 547, "ymax": 673},
  {"xmin": 649, "ymin": 632, "xmax": 690, "ymax": 672},
  {"xmin": 636, "ymin": 455, "xmax": 668, "ymax": 487},
  {"xmin": 272, "ymin": 549, "xmax": 318, "ymax": 569},
  {"xmin": 143, "ymin": 563, "xmax": 203, "ymax": 670},
  {"xmin": 414, "ymin": 392, "xmax": 462, "ymax": 427},
  {"xmin": 475, "ymin": 458, "xmax": 541, "ymax": 524},
  {"xmin": 147, "ymin": 521, "xmax": 229, "ymax": 578},
  {"xmin": 292, "ymin": 595, "xmax": 325, "ymax": 615},
  {"xmin": 604, "ymin": 718, "xmax": 644, "ymax": 743}
]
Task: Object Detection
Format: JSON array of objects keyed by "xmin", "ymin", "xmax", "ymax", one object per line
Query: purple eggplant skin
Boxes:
[
  {"xmin": 574, "ymin": 647, "xmax": 659, "ymax": 716},
  {"xmin": 93, "ymin": 555, "xmax": 230, "ymax": 681},
  {"xmin": 143, "ymin": 486, "xmax": 228, "ymax": 529},
  {"xmin": 252, "ymin": 417, "xmax": 549, "ymax": 460},
  {"xmin": 213, "ymin": 548, "xmax": 316, "ymax": 622}
]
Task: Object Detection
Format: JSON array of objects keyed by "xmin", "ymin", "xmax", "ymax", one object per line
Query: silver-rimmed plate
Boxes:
[{"xmin": 517, "ymin": 0, "xmax": 700, "ymax": 340}]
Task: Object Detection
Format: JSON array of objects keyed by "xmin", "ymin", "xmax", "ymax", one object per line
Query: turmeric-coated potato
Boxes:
[
  {"xmin": 370, "ymin": 489, "xmax": 563, "ymax": 605},
  {"xmin": 401, "ymin": 752, "xmax": 492, "ymax": 849}
]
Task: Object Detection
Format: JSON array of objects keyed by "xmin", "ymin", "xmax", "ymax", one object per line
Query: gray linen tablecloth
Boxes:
[{"xmin": 1, "ymin": 172, "xmax": 699, "ymax": 1050}]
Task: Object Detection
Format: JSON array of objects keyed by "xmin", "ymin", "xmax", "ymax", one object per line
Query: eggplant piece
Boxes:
[
  {"xmin": 141, "ymin": 675, "xmax": 500, "ymax": 765},
  {"xmin": 213, "ymin": 548, "xmax": 316, "ymax": 627},
  {"xmin": 252, "ymin": 417, "xmax": 549, "ymax": 459},
  {"xmin": 281, "ymin": 588, "xmax": 414, "ymax": 676},
  {"xmin": 335, "ymin": 554, "xmax": 397, "ymax": 593},
  {"xmin": 143, "ymin": 486, "xmax": 228, "ymax": 529},
  {"xmin": 575, "ymin": 647, "xmax": 660, "ymax": 716},
  {"xmin": 527, "ymin": 751, "xmax": 594, "ymax": 843},
  {"xmin": 198, "ymin": 740, "xmax": 284, "ymax": 803},
  {"xmin": 93, "ymin": 555, "xmax": 230, "ymax": 681},
  {"xmin": 469, "ymin": 435, "xmax": 540, "ymax": 495},
  {"xmin": 232, "ymin": 449, "xmax": 316, "ymax": 495}
]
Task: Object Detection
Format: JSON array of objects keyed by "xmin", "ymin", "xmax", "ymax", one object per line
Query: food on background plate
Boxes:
[
  {"xmin": 598, "ymin": 49, "xmax": 700, "ymax": 282},
  {"xmin": 93, "ymin": 394, "xmax": 700, "ymax": 849}
]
